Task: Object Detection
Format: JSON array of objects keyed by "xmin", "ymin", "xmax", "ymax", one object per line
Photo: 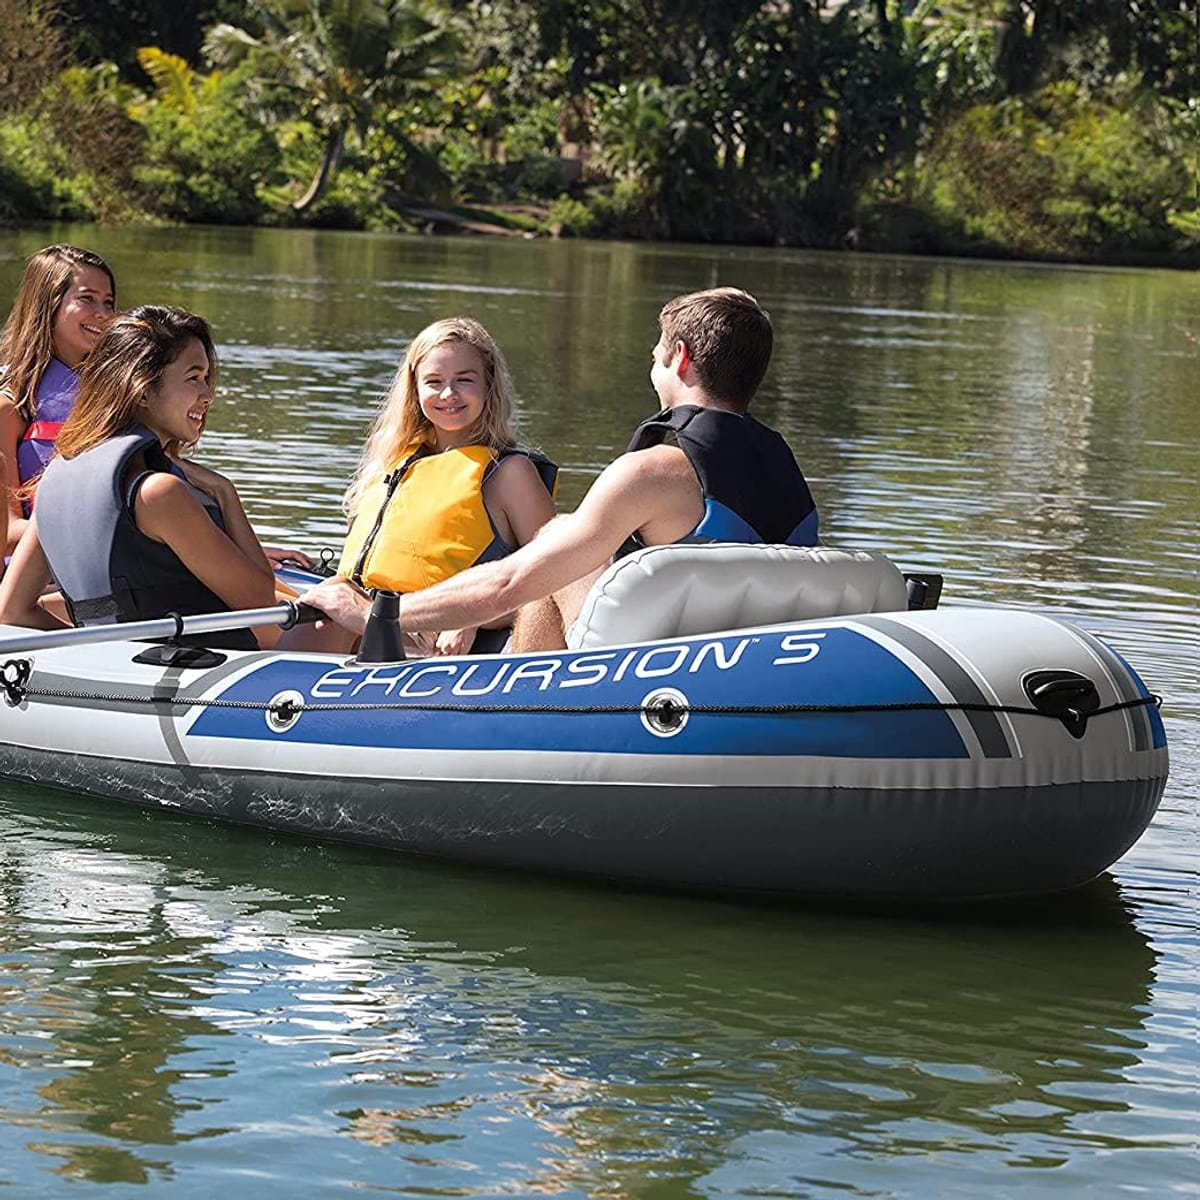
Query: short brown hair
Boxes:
[{"xmin": 658, "ymin": 287, "xmax": 773, "ymax": 410}]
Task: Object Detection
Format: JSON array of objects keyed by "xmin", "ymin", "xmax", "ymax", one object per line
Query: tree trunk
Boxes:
[
  {"xmin": 293, "ymin": 124, "xmax": 345, "ymax": 214},
  {"xmin": 874, "ymin": 0, "xmax": 890, "ymax": 38}
]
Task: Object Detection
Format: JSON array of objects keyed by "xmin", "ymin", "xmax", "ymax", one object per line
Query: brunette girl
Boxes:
[
  {"xmin": 0, "ymin": 245, "xmax": 116, "ymax": 552},
  {"xmin": 0, "ymin": 306, "xmax": 276, "ymax": 649}
]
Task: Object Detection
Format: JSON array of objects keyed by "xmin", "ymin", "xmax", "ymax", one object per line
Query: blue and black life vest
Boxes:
[{"xmin": 619, "ymin": 404, "xmax": 819, "ymax": 556}]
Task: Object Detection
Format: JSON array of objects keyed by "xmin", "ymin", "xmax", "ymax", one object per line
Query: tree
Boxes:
[
  {"xmin": 204, "ymin": 0, "xmax": 457, "ymax": 213},
  {"xmin": 51, "ymin": 0, "xmax": 243, "ymax": 75}
]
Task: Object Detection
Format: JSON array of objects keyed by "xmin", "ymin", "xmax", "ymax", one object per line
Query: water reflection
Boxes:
[{"xmin": 0, "ymin": 786, "xmax": 1164, "ymax": 1195}]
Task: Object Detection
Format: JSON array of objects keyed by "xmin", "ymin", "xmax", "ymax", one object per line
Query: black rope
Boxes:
[{"xmin": 0, "ymin": 660, "xmax": 1161, "ymax": 721}]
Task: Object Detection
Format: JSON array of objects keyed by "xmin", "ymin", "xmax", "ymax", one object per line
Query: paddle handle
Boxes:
[{"xmin": 0, "ymin": 599, "xmax": 321, "ymax": 655}]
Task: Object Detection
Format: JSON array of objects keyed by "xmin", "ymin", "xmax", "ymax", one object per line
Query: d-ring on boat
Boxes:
[{"xmin": 0, "ymin": 545, "xmax": 1168, "ymax": 900}]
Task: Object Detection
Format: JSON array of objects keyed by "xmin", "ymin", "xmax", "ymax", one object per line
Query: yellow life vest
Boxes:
[{"xmin": 339, "ymin": 443, "xmax": 504, "ymax": 593}]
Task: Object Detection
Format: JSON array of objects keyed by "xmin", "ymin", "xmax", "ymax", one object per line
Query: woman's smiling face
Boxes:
[
  {"xmin": 142, "ymin": 337, "xmax": 213, "ymax": 447},
  {"xmin": 51, "ymin": 264, "xmax": 116, "ymax": 369},
  {"xmin": 415, "ymin": 340, "xmax": 487, "ymax": 448}
]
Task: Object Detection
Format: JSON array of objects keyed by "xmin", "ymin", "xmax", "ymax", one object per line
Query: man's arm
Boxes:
[{"xmin": 303, "ymin": 446, "xmax": 699, "ymax": 636}]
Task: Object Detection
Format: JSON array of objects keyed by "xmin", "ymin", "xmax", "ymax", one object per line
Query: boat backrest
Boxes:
[{"xmin": 566, "ymin": 544, "xmax": 909, "ymax": 649}]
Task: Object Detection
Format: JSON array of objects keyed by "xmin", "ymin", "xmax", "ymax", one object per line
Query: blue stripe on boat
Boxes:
[{"xmin": 188, "ymin": 627, "xmax": 969, "ymax": 759}]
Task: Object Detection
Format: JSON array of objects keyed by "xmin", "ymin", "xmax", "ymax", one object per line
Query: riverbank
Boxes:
[
  {"xmin": 5, "ymin": 1, "xmax": 1199, "ymax": 274},
  {"xmin": 210, "ymin": 194, "xmax": 1200, "ymax": 271}
]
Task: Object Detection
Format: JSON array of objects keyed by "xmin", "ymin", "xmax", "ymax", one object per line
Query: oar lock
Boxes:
[
  {"xmin": 356, "ymin": 590, "xmax": 406, "ymax": 664},
  {"xmin": 1022, "ymin": 669, "xmax": 1102, "ymax": 738},
  {"xmin": 266, "ymin": 689, "xmax": 306, "ymax": 733}
]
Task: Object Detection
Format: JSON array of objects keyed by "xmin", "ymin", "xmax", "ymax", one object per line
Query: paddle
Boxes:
[{"xmin": 0, "ymin": 599, "xmax": 321, "ymax": 655}]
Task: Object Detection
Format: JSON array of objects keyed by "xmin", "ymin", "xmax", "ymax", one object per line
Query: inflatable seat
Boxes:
[{"xmin": 566, "ymin": 544, "xmax": 909, "ymax": 650}]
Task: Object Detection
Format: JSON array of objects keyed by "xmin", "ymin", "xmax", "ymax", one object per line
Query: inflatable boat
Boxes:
[{"xmin": 0, "ymin": 545, "xmax": 1168, "ymax": 900}]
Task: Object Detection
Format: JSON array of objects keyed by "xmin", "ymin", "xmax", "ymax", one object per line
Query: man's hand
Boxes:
[
  {"xmin": 434, "ymin": 627, "xmax": 478, "ymax": 656},
  {"xmin": 299, "ymin": 576, "xmax": 371, "ymax": 635}
]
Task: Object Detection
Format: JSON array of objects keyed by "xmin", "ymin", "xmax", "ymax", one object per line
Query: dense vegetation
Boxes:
[{"xmin": 2, "ymin": 0, "xmax": 1197, "ymax": 262}]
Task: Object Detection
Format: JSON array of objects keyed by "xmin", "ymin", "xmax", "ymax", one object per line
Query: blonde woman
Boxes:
[
  {"xmin": 0, "ymin": 244, "xmax": 117, "ymax": 552},
  {"xmin": 308, "ymin": 317, "xmax": 556, "ymax": 655},
  {"xmin": 0, "ymin": 306, "xmax": 276, "ymax": 649}
]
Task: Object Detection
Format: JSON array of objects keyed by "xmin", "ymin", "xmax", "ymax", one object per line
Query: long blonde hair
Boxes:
[
  {"xmin": 0, "ymin": 245, "xmax": 116, "ymax": 418},
  {"xmin": 343, "ymin": 317, "xmax": 518, "ymax": 518},
  {"xmin": 55, "ymin": 305, "xmax": 217, "ymax": 462}
]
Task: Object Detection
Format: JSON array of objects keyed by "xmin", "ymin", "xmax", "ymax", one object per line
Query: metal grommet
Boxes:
[
  {"xmin": 266, "ymin": 689, "xmax": 305, "ymax": 733},
  {"xmin": 641, "ymin": 687, "xmax": 689, "ymax": 738},
  {"xmin": 0, "ymin": 658, "xmax": 31, "ymax": 707}
]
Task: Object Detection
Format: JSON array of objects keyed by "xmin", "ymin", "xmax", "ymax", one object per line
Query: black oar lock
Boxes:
[
  {"xmin": 356, "ymin": 590, "xmax": 407, "ymax": 664},
  {"xmin": 1022, "ymin": 669, "xmax": 1101, "ymax": 738}
]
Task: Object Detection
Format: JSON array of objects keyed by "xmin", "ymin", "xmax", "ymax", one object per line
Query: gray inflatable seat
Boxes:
[{"xmin": 566, "ymin": 544, "xmax": 908, "ymax": 650}]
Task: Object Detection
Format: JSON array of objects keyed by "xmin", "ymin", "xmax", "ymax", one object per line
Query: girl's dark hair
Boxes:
[{"xmin": 56, "ymin": 305, "xmax": 217, "ymax": 461}]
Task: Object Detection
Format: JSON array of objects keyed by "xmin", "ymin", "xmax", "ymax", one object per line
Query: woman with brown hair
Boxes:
[
  {"xmin": 0, "ymin": 305, "xmax": 276, "ymax": 649},
  {"xmin": 0, "ymin": 244, "xmax": 117, "ymax": 552}
]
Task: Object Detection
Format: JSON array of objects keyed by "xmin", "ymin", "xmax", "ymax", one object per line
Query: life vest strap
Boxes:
[{"xmin": 23, "ymin": 420, "xmax": 64, "ymax": 442}]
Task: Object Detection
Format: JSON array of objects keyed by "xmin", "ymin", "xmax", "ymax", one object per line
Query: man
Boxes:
[{"xmin": 302, "ymin": 286, "xmax": 819, "ymax": 651}]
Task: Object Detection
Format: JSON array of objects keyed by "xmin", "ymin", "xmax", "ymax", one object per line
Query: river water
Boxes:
[{"xmin": 0, "ymin": 227, "xmax": 1196, "ymax": 1197}]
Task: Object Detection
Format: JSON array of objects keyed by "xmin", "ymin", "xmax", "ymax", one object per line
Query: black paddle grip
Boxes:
[{"xmin": 281, "ymin": 601, "xmax": 324, "ymax": 629}]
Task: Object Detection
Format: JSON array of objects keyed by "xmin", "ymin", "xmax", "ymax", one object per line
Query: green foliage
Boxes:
[
  {"xmin": 363, "ymin": 119, "xmax": 451, "ymax": 204},
  {"xmin": 1, "ymin": 0, "xmax": 1195, "ymax": 261},
  {"xmin": 0, "ymin": 115, "xmax": 106, "ymax": 221},
  {"xmin": 204, "ymin": 0, "xmax": 458, "ymax": 212},
  {"xmin": 1167, "ymin": 208, "xmax": 1200, "ymax": 245},
  {"xmin": 271, "ymin": 118, "xmax": 403, "ymax": 228},
  {"xmin": 303, "ymin": 166, "xmax": 400, "ymax": 230},
  {"xmin": 135, "ymin": 47, "xmax": 203, "ymax": 115},
  {"xmin": 501, "ymin": 98, "xmax": 560, "ymax": 160},
  {"xmin": 130, "ymin": 64, "xmax": 280, "ymax": 225},
  {"xmin": 4, "ymin": 60, "xmax": 146, "ymax": 223},
  {"xmin": 0, "ymin": 0, "xmax": 64, "ymax": 115},
  {"xmin": 52, "ymin": 0, "xmax": 244, "ymax": 75},
  {"xmin": 547, "ymin": 193, "xmax": 593, "ymax": 237},
  {"xmin": 910, "ymin": 82, "xmax": 1195, "ymax": 257}
]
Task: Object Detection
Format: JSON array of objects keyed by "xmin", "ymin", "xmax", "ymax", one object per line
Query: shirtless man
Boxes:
[{"xmin": 302, "ymin": 287, "xmax": 819, "ymax": 651}]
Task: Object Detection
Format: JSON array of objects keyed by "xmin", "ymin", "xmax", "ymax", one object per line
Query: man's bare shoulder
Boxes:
[
  {"xmin": 581, "ymin": 444, "xmax": 700, "ymax": 549},
  {"xmin": 603, "ymin": 443, "xmax": 692, "ymax": 487}
]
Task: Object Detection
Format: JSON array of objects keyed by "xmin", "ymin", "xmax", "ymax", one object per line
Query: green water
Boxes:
[{"xmin": 0, "ymin": 226, "xmax": 1196, "ymax": 1197}]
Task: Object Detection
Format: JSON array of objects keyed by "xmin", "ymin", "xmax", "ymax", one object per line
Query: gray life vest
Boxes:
[{"xmin": 35, "ymin": 424, "xmax": 256, "ymax": 650}]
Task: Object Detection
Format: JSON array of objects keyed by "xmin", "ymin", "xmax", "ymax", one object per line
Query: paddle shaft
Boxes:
[{"xmin": 0, "ymin": 600, "xmax": 320, "ymax": 655}]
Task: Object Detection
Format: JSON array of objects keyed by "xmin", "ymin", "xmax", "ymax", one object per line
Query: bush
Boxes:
[
  {"xmin": 908, "ymin": 82, "xmax": 1193, "ymax": 258},
  {"xmin": 302, "ymin": 165, "xmax": 400, "ymax": 230},
  {"xmin": 547, "ymin": 194, "xmax": 594, "ymax": 237},
  {"xmin": 0, "ymin": 115, "xmax": 105, "ymax": 221},
  {"xmin": 131, "ymin": 68, "xmax": 278, "ymax": 224}
]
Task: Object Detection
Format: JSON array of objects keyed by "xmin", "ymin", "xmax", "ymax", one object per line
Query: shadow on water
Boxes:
[{"xmin": 0, "ymin": 779, "xmax": 1160, "ymax": 1194}]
